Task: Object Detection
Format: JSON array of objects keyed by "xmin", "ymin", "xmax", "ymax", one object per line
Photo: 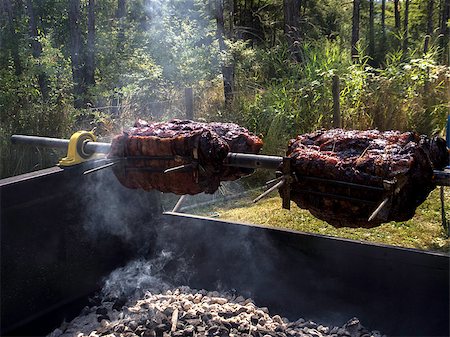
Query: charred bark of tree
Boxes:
[
  {"xmin": 402, "ymin": 0, "xmax": 410, "ymax": 58},
  {"xmin": 351, "ymin": 0, "xmax": 360, "ymax": 62},
  {"xmin": 4, "ymin": 0, "xmax": 22, "ymax": 75},
  {"xmin": 86, "ymin": 0, "xmax": 95, "ymax": 87},
  {"xmin": 68, "ymin": 0, "xmax": 85, "ymax": 108},
  {"xmin": 424, "ymin": 0, "xmax": 434, "ymax": 54},
  {"xmin": 368, "ymin": 0, "xmax": 375, "ymax": 65},
  {"xmin": 215, "ymin": 0, "xmax": 234, "ymax": 106},
  {"xmin": 26, "ymin": 0, "xmax": 49, "ymax": 101},
  {"xmin": 283, "ymin": 0, "xmax": 301, "ymax": 62}
]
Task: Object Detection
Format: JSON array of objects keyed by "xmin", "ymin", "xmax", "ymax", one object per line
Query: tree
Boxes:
[
  {"xmin": 439, "ymin": 0, "xmax": 449, "ymax": 63},
  {"xmin": 86, "ymin": 0, "xmax": 95, "ymax": 87},
  {"xmin": 3, "ymin": 0, "xmax": 22, "ymax": 75},
  {"xmin": 117, "ymin": 0, "xmax": 126, "ymax": 50},
  {"xmin": 26, "ymin": 0, "xmax": 49, "ymax": 101},
  {"xmin": 215, "ymin": 0, "xmax": 234, "ymax": 105},
  {"xmin": 368, "ymin": 0, "xmax": 375, "ymax": 64},
  {"xmin": 402, "ymin": 0, "xmax": 410, "ymax": 57},
  {"xmin": 394, "ymin": 0, "xmax": 401, "ymax": 31},
  {"xmin": 380, "ymin": 0, "xmax": 386, "ymax": 62},
  {"xmin": 283, "ymin": 0, "xmax": 302, "ymax": 61},
  {"xmin": 68, "ymin": 0, "xmax": 85, "ymax": 108},
  {"xmin": 351, "ymin": 0, "xmax": 360, "ymax": 61},
  {"xmin": 424, "ymin": 0, "xmax": 434, "ymax": 53}
]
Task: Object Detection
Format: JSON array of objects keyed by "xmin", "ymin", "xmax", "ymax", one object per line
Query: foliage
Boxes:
[
  {"xmin": 229, "ymin": 40, "xmax": 449, "ymax": 154},
  {"xmin": 0, "ymin": 34, "xmax": 76, "ymax": 178}
]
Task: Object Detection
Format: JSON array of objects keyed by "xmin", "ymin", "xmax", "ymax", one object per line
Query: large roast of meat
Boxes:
[
  {"xmin": 284, "ymin": 129, "xmax": 449, "ymax": 228},
  {"xmin": 108, "ymin": 119, "xmax": 263, "ymax": 195}
]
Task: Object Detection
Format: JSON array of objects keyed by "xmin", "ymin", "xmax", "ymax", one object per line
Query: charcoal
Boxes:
[
  {"xmin": 284, "ymin": 129, "xmax": 449, "ymax": 228},
  {"xmin": 53, "ymin": 286, "xmax": 386, "ymax": 337},
  {"xmin": 108, "ymin": 119, "xmax": 263, "ymax": 195},
  {"xmin": 95, "ymin": 307, "xmax": 108, "ymax": 316},
  {"xmin": 96, "ymin": 315, "xmax": 109, "ymax": 322}
]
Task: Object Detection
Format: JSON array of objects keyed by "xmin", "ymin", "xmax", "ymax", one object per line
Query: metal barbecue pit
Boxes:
[{"xmin": 2, "ymin": 134, "xmax": 449, "ymax": 336}]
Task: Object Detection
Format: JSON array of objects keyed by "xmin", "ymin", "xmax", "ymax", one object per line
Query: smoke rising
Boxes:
[
  {"xmin": 80, "ymin": 164, "xmax": 161, "ymax": 255},
  {"xmin": 143, "ymin": 0, "xmax": 220, "ymax": 87},
  {"xmin": 101, "ymin": 251, "xmax": 192, "ymax": 302}
]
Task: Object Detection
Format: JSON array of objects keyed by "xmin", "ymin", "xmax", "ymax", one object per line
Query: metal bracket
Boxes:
[
  {"xmin": 59, "ymin": 131, "xmax": 97, "ymax": 167},
  {"xmin": 280, "ymin": 157, "xmax": 292, "ymax": 210}
]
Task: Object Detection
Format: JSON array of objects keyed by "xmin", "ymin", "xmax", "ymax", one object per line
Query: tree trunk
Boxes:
[
  {"xmin": 381, "ymin": 0, "xmax": 386, "ymax": 62},
  {"xmin": 368, "ymin": 0, "xmax": 375, "ymax": 64},
  {"xmin": 402, "ymin": 0, "xmax": 410, "ymax": 57},
  {"xmin": 394, "ymin": 0, "xmax": 401, "ymax": 31},
  {"xmin": 26, "ymin": 0, "xmax": 49, "ymax": 101},
  {"xmin": 424, "ymin": 0, "xmax": 434, "ymax": 53},
  {"xmin": 283, "ymin": 0, "xmax": 301, "ymax": 61},
  {"xmin": 68, "ymin": 0, "xmax": 85, "ymax": 108},
  {"xmin": 4, "ymin": 0, "xmax": 22, "ymax": 75},
  {"xmin": 439, "ymin": 0, "xmax": 449, "ymax": 63},
  {"xmin": 215, "ymin": 0, "xmax": 234, "ymax": 106},
  {"xmin": 86, "ymin": 0, "xmax": 95, "ymax": 87},
  {"xmin": 351, "ymin": 0, "xmax": 360, "ymax": 61},
  {"xmin": 117, "ymin": 0, "xmax": 126, "ymax": 50}
]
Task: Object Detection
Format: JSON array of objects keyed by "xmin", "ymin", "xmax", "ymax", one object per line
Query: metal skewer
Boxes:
[
  {"xmin": 265, "ymin": 176, "xmax": 284, "ymax": 186},
  {"xmin": 253, "ymin": 179, "xmax": 285, "ymax": 203},
  {"xmin": 173, "ymin": 195, "xmax": 187, "ymax": 212},
  {"xmin": 368, "ymin": 197, "xmax": 390, "ymax": 222},
  {"xmin": 83, "ymin": 161, "xmax": 117, "ymax": 175},
  {"xmin": 164, "ymin": 164, "xmax": 194, "ymax": 174}
]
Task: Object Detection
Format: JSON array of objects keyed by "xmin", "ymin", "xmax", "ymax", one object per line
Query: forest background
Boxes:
[{"xmin": 0, "ymin": 0, "xmax": 449, "ymax": 178}]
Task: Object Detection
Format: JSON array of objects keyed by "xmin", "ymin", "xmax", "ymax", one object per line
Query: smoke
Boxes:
[
  {"xmin": 143, "ymin": 0, "xmax": 220, "ymax": 86},
  {"xmin": 101, "ymin": 251, "xmax": 190, "ymax": 301},
  {"xmin": 79, "ymin": 164, "xmax": 161, "ymax": 255}
]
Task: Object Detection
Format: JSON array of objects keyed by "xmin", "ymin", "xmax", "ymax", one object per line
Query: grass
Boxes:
[{"xmin": 195, "ymin": 187, "xmax": 450, "ymax": 253}]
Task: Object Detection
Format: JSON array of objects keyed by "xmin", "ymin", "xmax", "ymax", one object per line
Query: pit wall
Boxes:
[
  {"xmin": 157, "ymin": 213, "xmax": 449, "ymax": 336},
  {"xmin": 0, "ymin": 163, "xmax": 161, "ymax": 336},
  {"xmin": 1, "ymin": 165, "xmax": 449, "ymax": 336}
]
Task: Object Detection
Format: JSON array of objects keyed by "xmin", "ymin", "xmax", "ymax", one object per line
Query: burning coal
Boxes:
[{"xmin": 48, "ymin": 255, "xmax": 386, "ymax": 337}]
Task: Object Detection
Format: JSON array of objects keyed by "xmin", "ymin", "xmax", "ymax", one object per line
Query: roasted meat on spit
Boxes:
[
  {"xmin": 284, "ymin": 129, "xmax": 449, "ymax": 228},
  {"xmin": 108, "ymin": 119, "xmax": 263, "ymax": 195}
]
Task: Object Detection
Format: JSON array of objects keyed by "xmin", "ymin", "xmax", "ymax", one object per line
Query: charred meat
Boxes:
[
  {"xmin": 285, "ymin": 129, "xmax": 448, "ymax": 228},
  {"xmin": 108, "ymin": 119, "xmax": 263, "ymax": 195}
]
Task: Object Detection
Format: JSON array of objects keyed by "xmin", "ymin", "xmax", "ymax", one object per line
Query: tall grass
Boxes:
[{"xmin": 231, "ymin": 39, "xmax": 450, "ymax": 153}]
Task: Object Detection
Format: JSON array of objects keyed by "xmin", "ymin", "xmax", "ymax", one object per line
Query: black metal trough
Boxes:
[{"xmin": 1, "ymin": 163, "xmax": 449, "ymax": 336}]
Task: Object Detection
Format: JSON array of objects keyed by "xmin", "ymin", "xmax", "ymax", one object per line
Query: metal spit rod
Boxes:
[
  {"xmin": 11, "ymin": 134, "xmax": 283, "ymax": 170},
  {"xmin": 10, "ymin": 134, "xmax": 450, "ymax": 186},
  {"xmin": 11, "ymin": 135, "xmax": 111, "ymax": 154}
]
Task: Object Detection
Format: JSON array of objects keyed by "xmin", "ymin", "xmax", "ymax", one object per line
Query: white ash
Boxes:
[{"xmin": 49, "ymin": 286, "xmax": 385, "ymax": 337}]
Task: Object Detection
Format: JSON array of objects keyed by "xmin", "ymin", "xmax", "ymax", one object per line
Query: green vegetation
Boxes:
[{"xmin": 197, "ymin": 187, "xmax": 449, "ymax": 253}]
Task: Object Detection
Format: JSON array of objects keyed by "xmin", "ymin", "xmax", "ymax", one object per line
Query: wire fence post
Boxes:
[
  {"xmin": 185, "ymin": 87, "xmax": 194, "ymax": 120},
  {"xmin": 332, "ymin": 75, "xmax": 341, "ymax": 128}
]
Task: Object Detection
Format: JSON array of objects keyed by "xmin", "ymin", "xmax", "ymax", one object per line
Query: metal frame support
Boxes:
[
  {"xmin": 280, "ymin": 157, "xmax": 292, "ymax": 210},
  {"xmin": 59, "ymin": 131, "xmax": 97, "ymax": 167}
]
